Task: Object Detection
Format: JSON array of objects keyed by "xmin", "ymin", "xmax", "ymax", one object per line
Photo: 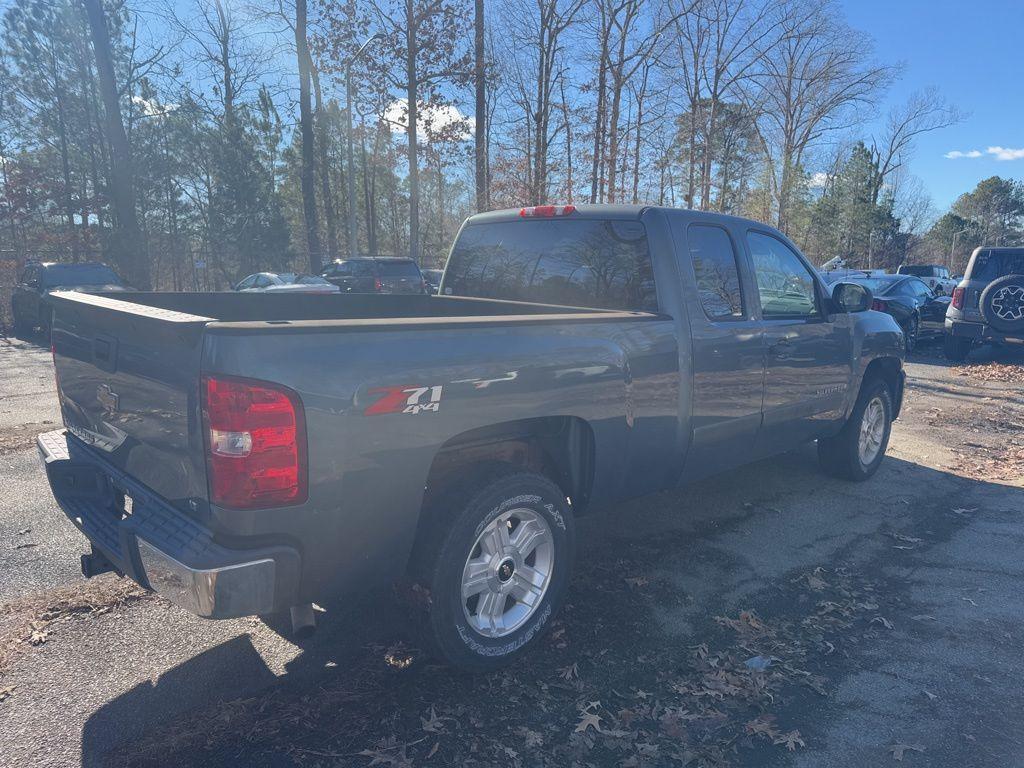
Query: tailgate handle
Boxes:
[{"xmin": 93, "ymin": 335, "xmax": 119, "ymax": 372}]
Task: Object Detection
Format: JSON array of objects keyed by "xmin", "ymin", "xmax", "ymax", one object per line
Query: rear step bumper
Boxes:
[{"xmin": 37, "ymin": 429, "xmax": 300, "ymax": 619}]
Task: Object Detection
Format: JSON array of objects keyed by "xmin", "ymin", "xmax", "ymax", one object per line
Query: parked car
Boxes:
[
  {"xmin": 944, "ymin": 247, "xmax": 1024, "ymax": 361},
  {"xmin": 12, "ymin": 261, "xmax": 127, "ymax": 335},
  {"xmin": 321, "ymin": 257, "xmax": 428, "ymax": 294},
  {"xmin": 233, "ymin": 272, "xmax": 339, "ymax": 294},
  {"xmin": 824, "ymin": 273, "xmax": 950, "ymax": 352},
  {"xmin": 39, "ymin": 205, "xmax": 904, "ymax": 673},
  {"xmin": 896, "ymin": 264, "xmax": 957, "ymax": 295},
  {"xmin": 422, "ymin": 268, "xmax": 444, "ymax": 294}
]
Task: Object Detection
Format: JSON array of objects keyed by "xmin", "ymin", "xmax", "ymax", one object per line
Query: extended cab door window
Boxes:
[
  {"xmin": 746, "ymin": 231, "xmax": 819, "ymax": 319},
  {"xmin": 688, "ymin": 224, "xmax": 745, "ymax": 320}
]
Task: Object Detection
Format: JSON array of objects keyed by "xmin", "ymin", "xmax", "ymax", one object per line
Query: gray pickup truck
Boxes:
[{"xmin": 38, "ymin": 205, "xmax": 904, "ymax": 671}]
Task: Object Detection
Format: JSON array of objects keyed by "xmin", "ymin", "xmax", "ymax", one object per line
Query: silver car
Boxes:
[
  {"xmin": 945, "ymin": 247, "xmax": 1024, "ymax": 360},
  {"xmin": 233, "ymin": 272, "xmax": 340, "ymax": 294}
]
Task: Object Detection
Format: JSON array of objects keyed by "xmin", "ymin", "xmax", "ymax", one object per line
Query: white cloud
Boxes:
[
  {"xmin": 808, "ymin": 171, "xmax": 829, "ymax": 188},
  {"xmin": 384, "ymin": 99, "xmax": 473, "ymax": 142},
  {"xmin": 944, "ymin": 149, "xmax": 982, "ymax": 159},
  {"xmin": 986, "ymin": 146, "xmax": 1024, "ymax": 161},
  {"xmin": 132, "ymin": 95, "xmax": 178, "ymax": 117}
]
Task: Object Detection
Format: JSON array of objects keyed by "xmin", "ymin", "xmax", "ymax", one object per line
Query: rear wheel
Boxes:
[
  {"xmin": 416, "ymin": 470, "xmax": 574, "ymax": 672},
  {"xmin": 944, "ymin": 334, "xmax": 972, "ymax": 362},
  {"xmin": 818, "ymin": 378, "xmax": 893, "ymax": 481}
]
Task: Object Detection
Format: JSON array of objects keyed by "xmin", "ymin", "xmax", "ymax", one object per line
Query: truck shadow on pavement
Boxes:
[{"xmin": 82, "ymin": 450, "xmax": 1024, "ymax": 768}]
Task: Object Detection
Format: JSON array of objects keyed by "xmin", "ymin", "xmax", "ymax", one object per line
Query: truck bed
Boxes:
[{"xmin": 51, "ymin": 290, "xmax": 651, "ymax": 326}]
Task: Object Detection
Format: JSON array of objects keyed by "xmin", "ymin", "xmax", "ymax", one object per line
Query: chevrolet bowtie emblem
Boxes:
[{"xmin": 97, "ymin": 383, "xmax": 120, "ymax": 414}]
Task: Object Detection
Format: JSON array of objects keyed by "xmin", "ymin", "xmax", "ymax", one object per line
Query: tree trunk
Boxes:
[
  {"xmin": 82, "ymin": 0, "xmax": 149, "ymax": 288},
  {"xmin": 474, "ymin": 0, "xmax": 487, "ymax": 212},
  {"xmin": 295, "ymin": 0, "xmax": 321, "ymax": 273},
  {"xmin": 405, "ymin": 0, "xmax": 420, "ymax": 262},
  {"xmin": 312, "ymin": 67, "xmax": 338, "ymax": 262}
]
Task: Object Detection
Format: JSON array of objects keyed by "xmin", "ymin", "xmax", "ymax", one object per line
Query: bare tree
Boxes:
[
  {"xmin": 474, "ymin": 0, "xmax": 487, "ymax": 211},
  {"xmin": 869, "ymin": 87, "xmax": 962, "ymax": 204},
  {"xmin": 368, "ymin": 0, "xmax": 469, "ymax": 262},
  {"xmin": 752, "ymin": 0, "xmax": 892, "ymax": 233},
  {"xmin": 294, "ymin": 0, "xmax": 321, "ymax": 272},
  {"xmin": 82, "ymin": 0, "xmax": 149, "ymax": 287}
]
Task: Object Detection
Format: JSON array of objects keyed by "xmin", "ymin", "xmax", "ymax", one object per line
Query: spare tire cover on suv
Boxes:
[{"xmin": 980, "ymin": 274, "xmax": 1024, "ymax": 334}]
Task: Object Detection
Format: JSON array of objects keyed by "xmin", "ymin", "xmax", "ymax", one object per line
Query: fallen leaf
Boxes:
[
  {"xmin": 426, "ymin": 741, "xmax": 439, "ymax": 759},
  {"xmin": 421, "ymin": 706, "xmax": 446, "ymax": 734},
  {"xmin": 514, "ymin": 727, "xmax": 543, "ymax": 748},
  {"xmin": 871, "ymin": 616, "xmax": 894, "ymax": 630},
  {"xmin": 575, "ymin": 710, "xmax": 602, "ymax": 734},
  {"xmin": 624, "ymin": 576, "xmax": 648, "ymax": 588},
  {"xmin": 774, "ymin": 730, "xmax": 805, "ymax": 751},
  {"xmin": 0, "ymin": 686, "xmax": 14, "ymax": 702},
  {"xmin": 888, "ymin": 743, "xmax": 925, "ymax": 761},
  {"xmin": 922, "ymin": 690, "xmax": 938, "ymax": 701},
  {"xmin": 557, "ymin": 662, "xmax": 579, "ymax": 681}
]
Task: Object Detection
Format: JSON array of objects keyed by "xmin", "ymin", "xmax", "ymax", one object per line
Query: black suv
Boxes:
[
  {"xmin": 321, "ymin": 257, "xmax": 427, "ymax": 295},
  {"xmin": 944, "ymin": 247, "xmax": 1024, "ymax": 361},
  {"xmin": 12, "ymin": 261, "xmax": 126, "ymax": 335}
]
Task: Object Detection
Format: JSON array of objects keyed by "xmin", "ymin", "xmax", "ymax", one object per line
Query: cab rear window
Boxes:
[{"xmin": 444, "ymin": 219, "xmax": 657, "ymax": 311}]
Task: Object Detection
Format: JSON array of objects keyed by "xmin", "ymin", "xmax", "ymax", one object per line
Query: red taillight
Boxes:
[
  {"xmin": 519, "ymin": 204, "xmax": 576, "ymax": 218},
  {"xmin": 202, "ymin": 376, "xmax": 307, "ymax": 510},
  {"xmin": 871, "ymin": 299, "xmax": 888, "ymax": 312},
  {"xmin": 374, "ymin": 278, "xmax": 384, "ymax": 291},
  {"xmin": 951, "ymin": 286, "xmax": 965, "ymax": 310}
]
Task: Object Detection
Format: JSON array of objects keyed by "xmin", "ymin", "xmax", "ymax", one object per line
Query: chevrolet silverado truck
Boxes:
[{"xmin": 38, "ymin": 205, "xmax": 905, "ymax": 671}]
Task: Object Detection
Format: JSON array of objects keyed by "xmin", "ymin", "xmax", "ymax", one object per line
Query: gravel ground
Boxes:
[{"xmin": 0, "ymin": 333, "xmax": 1022, "ymax": 768}]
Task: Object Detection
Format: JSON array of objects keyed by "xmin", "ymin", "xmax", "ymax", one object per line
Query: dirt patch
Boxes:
[
  {"xmin": 0, "ymin": 576, "xmax": 149, "ymax": 674},
  {"xmin": 0, "ymin": 422, "xmax": 55, "ymax": 455},
  {"xmin": 113, "ymin": 560, "xmax": 900, "ymax": 768},
  {"xmin": 947, "ymin": 444, "xmax": 1024, "ymax": 484}
]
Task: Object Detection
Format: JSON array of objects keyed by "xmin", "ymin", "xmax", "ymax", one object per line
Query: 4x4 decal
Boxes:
[{"xmin": 365, "ymin": 385, "xmax": 444, "ymax": 415}]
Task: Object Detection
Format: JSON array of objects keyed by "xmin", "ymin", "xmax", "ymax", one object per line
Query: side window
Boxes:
[
  {"xmin": 254, "ymin": 275, "xmax": 272, "ymax": 288},
  {"xmin": 351, "ymin": 261, "xmax": 375, "ymax": 277},
  {"xmin": 687, "ymin": 224, "xmax": 744, "ymax": 319},
  {"xmin": 236, "ymin": 276, "xmax": 255, "ymax": 290},
  {"xmin": 746, "ymin": 231, "xmax": 818, "ymax": 319}
]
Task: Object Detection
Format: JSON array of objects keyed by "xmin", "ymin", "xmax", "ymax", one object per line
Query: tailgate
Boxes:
[{"xmin": 48, "ymin": 291, "xmax": 212, "ymax": 514}]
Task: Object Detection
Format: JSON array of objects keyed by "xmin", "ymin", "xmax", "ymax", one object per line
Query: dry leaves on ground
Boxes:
[
  {"xmin": 0, "ymin": 576, "xmax": 148, "ymax": 672},
  {"xmin": 953, "ymin": 363, "xmax": 1024, "ymax": 384}
]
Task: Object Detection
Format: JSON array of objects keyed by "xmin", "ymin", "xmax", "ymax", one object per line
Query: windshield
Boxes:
[
  {"xmin": 445, "ymin": 219, "xmax": 658, "ymax": 311},
  {"xmin": 898, "ymin": 265, "xmax": 933, "ymax": 277},
  {"xmin": 376, "ymin": 261, "xmax": 422, "ymax": 278},
  {"xmin": 42, "ymin": 264, "xmax": 122, "ymax": 287}
]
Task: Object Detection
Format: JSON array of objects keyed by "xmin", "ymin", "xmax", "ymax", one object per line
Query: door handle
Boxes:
[{"xmin": 769, "ymin": 338, "xmax": 793, "ymax": 359}]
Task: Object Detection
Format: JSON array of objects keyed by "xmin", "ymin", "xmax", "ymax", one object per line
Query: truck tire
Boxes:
[
  {"xmin": 417, "ymin": 470, "xmax": 574, "ymax": 673},
  {"xmin": 979, "ymin": 274, "xmax": 1024, "ymax": 335},
  {"xmin": 944, "ymin": 333, "xmax": 972, "ymax": 362},
  {"xmin": 817, "ymin": 378, "xmax": 893, "ymax": 481}
]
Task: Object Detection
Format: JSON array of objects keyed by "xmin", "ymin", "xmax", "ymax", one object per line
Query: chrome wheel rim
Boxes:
[
  {"xmin": 461, "ymin": 508, "xmax": 554, "ymax": 638},
  {"xmin": 858, "ymin": 396, "xmax": 886, "ymax": 465}
]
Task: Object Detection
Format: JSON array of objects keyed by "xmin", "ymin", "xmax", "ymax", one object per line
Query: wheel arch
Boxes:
[
  {"xmin": 404, "ymin": 416, "xmax": 595, "ymax": 577},
  {"xmin": 861, "ymin": 356, "xmax": 904, "ymax": 418}
]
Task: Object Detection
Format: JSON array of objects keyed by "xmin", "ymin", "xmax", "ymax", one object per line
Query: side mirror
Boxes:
[{"xmin": 832, "ymin": 282, "xmax": 872, "ymax": 313}]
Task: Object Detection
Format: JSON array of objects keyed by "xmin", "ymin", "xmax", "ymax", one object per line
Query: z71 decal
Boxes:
[{"xmin": 364, "ymin": 385, "xmax": 444, "ymax": 415}]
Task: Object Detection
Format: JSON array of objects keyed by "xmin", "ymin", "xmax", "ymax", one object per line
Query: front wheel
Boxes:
[
  {"xmin": 419, "ymin": 470, "xmax": 574, "ymax": 672},
  {"xmin": 818, "ymin": 378, "xmax": 893, "ymax": 481}
]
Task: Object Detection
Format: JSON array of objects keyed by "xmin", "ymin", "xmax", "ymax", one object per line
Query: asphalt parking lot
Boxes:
[{"xmin": 1, "ymin": 333, "xmax": 1022, "ymax": 768}]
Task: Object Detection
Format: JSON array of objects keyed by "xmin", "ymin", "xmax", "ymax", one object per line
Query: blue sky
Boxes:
[{"xmin": 840, "ymin": 0, "xmax": 1024, "ymax": 210}]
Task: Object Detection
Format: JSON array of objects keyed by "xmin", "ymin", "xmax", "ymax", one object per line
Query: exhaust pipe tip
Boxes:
[{"xmin": 289, "ymin": 603, "xmax": 317, "ymax": 639}]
